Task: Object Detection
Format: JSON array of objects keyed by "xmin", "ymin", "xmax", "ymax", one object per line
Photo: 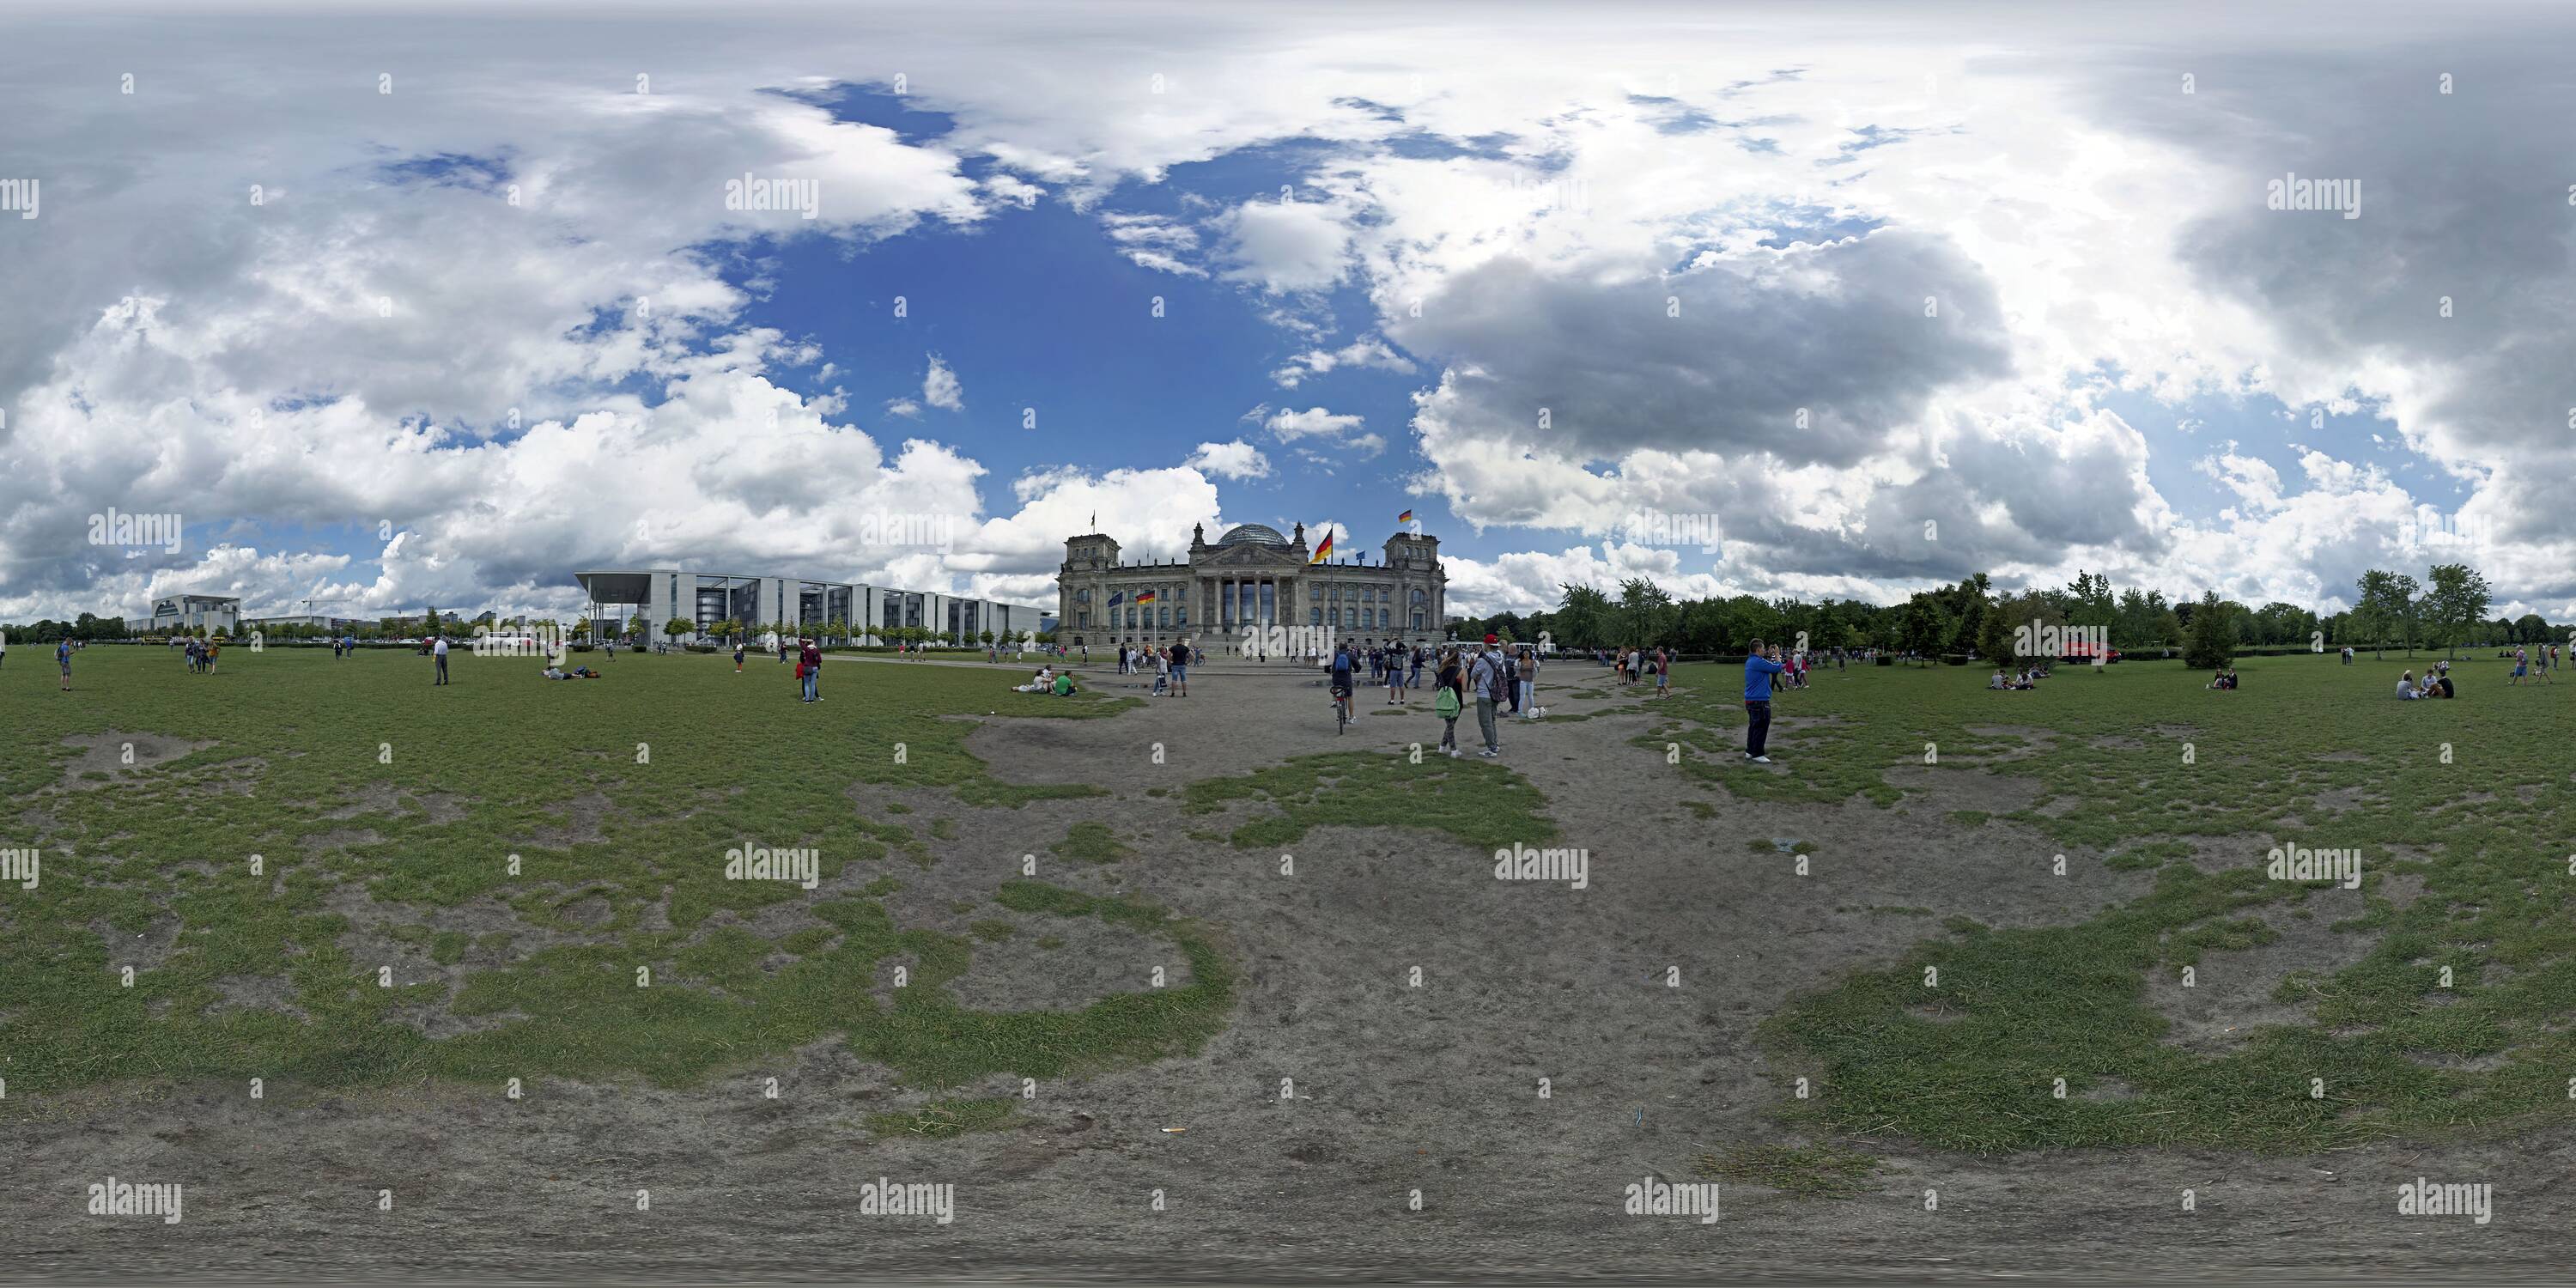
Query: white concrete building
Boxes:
[
  {"xmin": 149, "ymin": 593, "xmax": 241, "ymax": 636},
  {"xmin": 573, "ymin": 569, "xmax": 1048, "ymax": 647}
]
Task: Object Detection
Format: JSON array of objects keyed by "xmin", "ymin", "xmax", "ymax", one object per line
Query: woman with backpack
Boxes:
[{"xmin": 1433, "ymin": 647, "xmax": 1465, "ymax": 757}]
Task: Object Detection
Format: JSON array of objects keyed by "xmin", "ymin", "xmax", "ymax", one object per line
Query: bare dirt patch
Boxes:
[
  {"xmin": 56, "ymin": 730, "xmax": 216, "ymax": 789},
  {"xmin": 2145, "ymin": 901, "xmax": 2384, "ymax": 1054}
]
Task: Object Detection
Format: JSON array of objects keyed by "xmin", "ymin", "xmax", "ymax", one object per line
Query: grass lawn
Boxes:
[
  {"xmin": 0, "ymin": 646, "xmax": 1225, "ymax": 1100},
  {"xmin": 1650, "ymin": 651, "xmax": 2576, "ymax": 1151}
]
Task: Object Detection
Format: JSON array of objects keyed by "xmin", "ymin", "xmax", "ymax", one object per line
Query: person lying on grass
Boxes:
[
  {"xmin": 1010, "ymin": 665, "xmax": 1056, "ymax": 693},
  {"xmin": 541, "ymin": 665, "xmax": 602, "ymax": 679}
]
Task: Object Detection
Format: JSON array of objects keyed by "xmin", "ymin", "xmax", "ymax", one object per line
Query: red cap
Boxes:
[{"xmin": 1483, "ymin": 633, "xmax": 1499, "ymax": 645}]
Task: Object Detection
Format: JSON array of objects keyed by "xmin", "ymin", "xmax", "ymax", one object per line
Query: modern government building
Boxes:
[
  {"xmin": 573, "ymin": 569, "xmax": 1050, "ymax": 647},
  {"xmin": 1056, "ymin": 522, "xmax": 1449, "ymax": 648}
]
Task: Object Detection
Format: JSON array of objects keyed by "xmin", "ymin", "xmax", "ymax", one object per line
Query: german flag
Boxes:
[
  {"xmin": 1134, "ymin": 589, "xmax": 1157, "ymax": 605},
  {"xmin": 1398, "ymin": 509, "xmax": 1413, "ymax": 524},
  {"xmin": 1309, "ymin": 532, "xmax": 1334, "ymax": 563}
]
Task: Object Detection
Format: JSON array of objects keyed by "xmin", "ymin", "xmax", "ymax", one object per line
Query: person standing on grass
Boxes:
[
  {"xmin": 58, "ymin": 636, "xmax": 73, "ymax": 690},
  {"xmin": 1469, "ymin": 635, "xmax": 1508, "ymax": 757},
  {"xmin": 206, "ymin": 638, "xmax": 220, "ymax": 674},
  {"xmin": 1170, "ymin": 638, "xmax": 1191, "ymax": 697},
  {"xmin": 1516, "ymin": 645, "xmax": 1539, "ymax": 719},
  {"xmin": 800, "ymin": 636, "xmax": 823, "ymax": 702},
  {"xmin": 432, "ymin": 634, "xmax": 450, "ymax": 685},
  {"xmin": 1742, "ymin": 639, "xmax": 1784, "ymax": 763},
  {"xmin": 1655, "ymin": 645, "xmax": 1672, "ymax": 699},
  {"xmin": 1386, "ymin": 642, "xmax": 1408, "ymax": 704},
  {"xmin": 733, "ymin": 638, "xmax": 745, "ymax": 672},
  {"xmin": 1434, "ymin": 647, "xmax": 1465, "ymax": 756}
]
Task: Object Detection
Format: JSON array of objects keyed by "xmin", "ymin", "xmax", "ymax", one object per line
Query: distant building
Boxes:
[
  {"xmin": 244, "ymin": 614, "xmax": 366, "ymax": 633},
  {"xmin": 1056, "ymin": 522, "xmax": 1446, "ymax": 647},
  {"xmin": 572, "ymin": 569, "xmax": 1048, "ymax": 646},
  {"xmin": 150, "ymin": 593, "xmax": 241, "ymax": 635}
]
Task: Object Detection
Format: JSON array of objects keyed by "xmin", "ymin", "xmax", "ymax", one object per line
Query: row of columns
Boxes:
[{"xmin": 1202, "ymin": 574, "xmax": 1291, "ymax": 629}]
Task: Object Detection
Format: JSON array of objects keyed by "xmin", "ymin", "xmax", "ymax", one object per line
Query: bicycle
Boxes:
[{"xmin": 1331, "ymin": 683, "xmax": 1352, "ymax": 733}]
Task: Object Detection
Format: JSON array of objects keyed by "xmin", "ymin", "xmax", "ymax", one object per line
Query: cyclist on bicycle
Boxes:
[{"xmin": 1328, "ymin": 641, "xmax": 1357, "ymax": 726}]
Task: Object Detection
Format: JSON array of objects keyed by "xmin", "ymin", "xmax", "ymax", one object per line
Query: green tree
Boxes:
[
  {"xmin": 2184, "ymin": 591, "xmax": 2234, "ymax": 670},
  {"xmin": 1975, "ymin": 603, "xmax": 2014, "ymax": 669},
  {"xmin": 1616, "ymin": 577, "xmax": 1676, "ymax": 647},
  {"xmin": 664, "ymin": 616, "xmax": 694, "ymax": 641},
  {"xmin": 1552, "ymin": 583, "xmax": 1613, "ymax": 648},
  {"xmin": 2353, "ymin": 570, "xmax": 2397, "ymax": 659},
  {"xmin": 2422, "ymin": 563, "xmax": 2492, "ymax": 659},
  {"xmin": 1897, "ymin": 595, "xmax": 1949, "ymax": 665}
]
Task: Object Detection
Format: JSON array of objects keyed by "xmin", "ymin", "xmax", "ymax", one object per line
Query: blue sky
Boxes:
[{"xmin": 0, "ymin": 0, "xmax": 2567, "ymax": 624}]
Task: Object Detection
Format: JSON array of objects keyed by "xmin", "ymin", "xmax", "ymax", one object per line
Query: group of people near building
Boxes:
[
  {"xmin": 1009, "ymin": 664, "xmax": 1079, "ymax": 696},
  {"xmin": 1114, "ymin": 641, "xmax": 1193, "ymax": 697},
  {"xmin": 1329, "ymin": 635, "xmax": 1546, "ymax": 758},
  {"xmin": 177, "ymin": 635, "xmax": 222, "ymax": 674}
]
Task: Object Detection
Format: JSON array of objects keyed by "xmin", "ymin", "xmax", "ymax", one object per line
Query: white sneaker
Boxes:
[{"xmin": 1750, "ymin": 755, "xmax": 1771, "ymax": 763}]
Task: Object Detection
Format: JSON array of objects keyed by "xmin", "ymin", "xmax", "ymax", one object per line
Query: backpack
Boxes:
[{"xmin": 1435, "ymin": 685, "xmax": 1461, "ymax": 718}]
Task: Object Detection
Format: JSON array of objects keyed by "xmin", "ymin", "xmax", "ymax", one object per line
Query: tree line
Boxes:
[{"xmin": 1446, "ymin": 563, "xmax": 2535, "ymax": 670}]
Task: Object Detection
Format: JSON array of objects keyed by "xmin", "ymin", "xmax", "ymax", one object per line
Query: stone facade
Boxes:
[{"xmin": 1057, "ymin": 522, "xmax": 1446, "ymax": 649}]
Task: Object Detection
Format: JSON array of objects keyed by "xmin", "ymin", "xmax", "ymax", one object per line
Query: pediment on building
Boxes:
[{"xmin": 1201, "ymin": 545, "xmax": 1301, "ymax": 568}]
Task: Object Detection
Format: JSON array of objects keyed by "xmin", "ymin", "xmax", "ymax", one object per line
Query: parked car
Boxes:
[{"xmin": 2062, "ymin": 641, "xmax": 2123, "ymax": 665}]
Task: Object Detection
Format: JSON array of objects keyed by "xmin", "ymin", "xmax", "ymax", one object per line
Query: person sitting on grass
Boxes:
[
  {"xmin": 1990, "ymin": 668, "xmax": 2009, "ymax": 690},
  {"xmin": 2396, "ymin": 671, "xmax": 2421, "ymax": 700},
  {"xmin": 1011, "ymin": 665, "xmax": 1055, "ymax": 693},
  {"xmin": 1051, "ymin": 670, "xmax": 1077, "ymax": 696}
]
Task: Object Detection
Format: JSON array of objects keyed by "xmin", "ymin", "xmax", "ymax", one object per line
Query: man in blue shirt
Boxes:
[
  {"xmin": 1328, "ymin": 642, "xmax": 1357, "ymax": 724},
  {"xmin": 1742, "ymin": 638, "xmax": 1785, "ymax": 762}
]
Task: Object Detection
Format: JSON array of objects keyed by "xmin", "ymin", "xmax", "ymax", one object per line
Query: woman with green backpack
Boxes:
[{"xmin": 1433, "ymin": 646, "xmax": 1466, "ymax": 758}]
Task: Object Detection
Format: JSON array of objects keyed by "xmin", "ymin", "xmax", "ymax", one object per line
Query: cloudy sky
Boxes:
[{"xmin": 2, "ymin": 0, "xmax": 2568, "ymax": 624}]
